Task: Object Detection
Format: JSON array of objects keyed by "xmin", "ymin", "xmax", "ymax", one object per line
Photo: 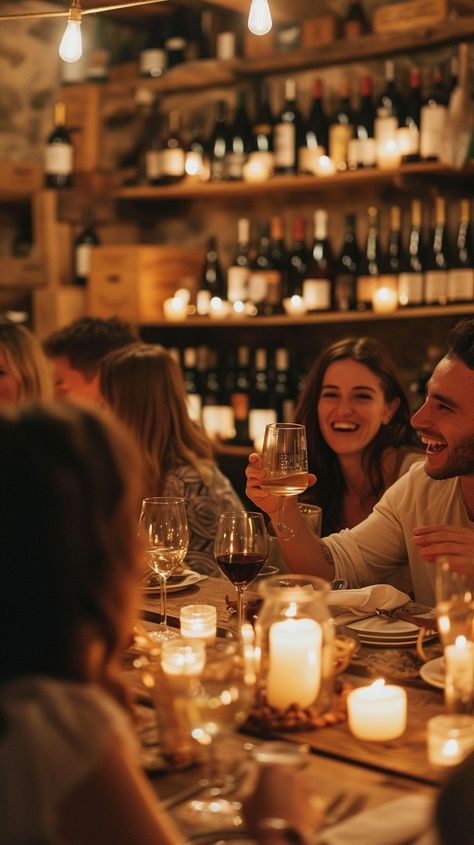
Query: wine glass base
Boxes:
[
  {"xmin": 148, "ymin": 626, "xmax": 181, "ymax": 643},
  {"xmin": 176, "ymin": 797, "xmax": 244, "ymax": 830}
]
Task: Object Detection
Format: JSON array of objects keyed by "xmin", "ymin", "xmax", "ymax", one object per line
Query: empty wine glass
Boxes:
[
  {"xmin": 215, "ymin": 511, "xmax": 268, "ymax": 636},
  {"xmin": 139, "ymin": 496, "xmax": 189, "ymax": 642},
  {"xmin": 260, "ymin": 422, "xmax": 309, "ymax": 538}
]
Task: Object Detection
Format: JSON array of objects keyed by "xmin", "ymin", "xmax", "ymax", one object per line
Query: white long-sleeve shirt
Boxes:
[{"xmin": 322, "ymin": 461, "xmax": 474, "ymax": 605}]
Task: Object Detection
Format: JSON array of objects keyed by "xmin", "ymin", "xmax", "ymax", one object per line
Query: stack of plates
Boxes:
[{"xmin": 347, "ymin": 614, "xmax": 438, "ymax": 647}]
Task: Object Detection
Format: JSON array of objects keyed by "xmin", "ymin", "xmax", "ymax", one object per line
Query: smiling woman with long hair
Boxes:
[
  {"xmin": 100, "ymin": 343, "xmax": 242, "ymax": 576},
  {"xmin": 0, "ymin": 319, "xmax": 52, "ymax": 406}
]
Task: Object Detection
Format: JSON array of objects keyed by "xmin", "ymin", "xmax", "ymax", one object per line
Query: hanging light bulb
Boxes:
[
  {"xmin": 59, "ymin": 0, "xmax": 83, "ymax": 63},
  {"xmin": 248, "ymin": 0, "xmax": 272, "ymax": 36}
]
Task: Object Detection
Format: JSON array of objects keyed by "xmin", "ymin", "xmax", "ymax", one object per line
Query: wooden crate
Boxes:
[
  {"xmin": 372, "ymin": 0, "xmax": 448, "ymax": 33},
  {"xmin": 33, "ymin": 286, "xmax": 86, "ymax": 340},
  {"xmin": 0, "ymin": 257, "xmax": 45, "ymax": 288},
  {"xmin": 88, "ymin": 245, "xmax": 204, "ymax": 323},
  {"xmin": 0, "ymin": 159, "xmax": 42, "ymax": 196},
  {"xmin": 302, "ymin": 15, "xmax": 339, "ymax": 48}
]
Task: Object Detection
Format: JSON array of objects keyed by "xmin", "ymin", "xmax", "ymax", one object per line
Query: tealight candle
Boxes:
[
  {"xmin": 242, "ymin": 156, "xmax": 272, "ymax": 183},
  {"xmin": 316, "ymin": 155, "xmax": 337, "ymax": 177},
  {"xmin": 163, "ymin": 296, "xmax": 188, "ymax": 321},
  {"xmin": 202, "ymin": 405, "xmax": 236, "ymax": 441},
  {"xmin": 427, "ymin": 715, "xmax": 474, "ymax": 767},
  {"xmin": 209, "ymin": 296, "xmax": 232, "ymax": 319},
  {"xmin": 445, "ymin": 635, "xmax": 474, "ymax": 710},
  {"xmin": 347, "ymin": 679, "xmax": 407, "ymax": 741},
  {"xmin": 283, "ymin": 295, "xmax": 307, "ymax": 316},
  {"xmin": 180, "ymin": 604, "xmax": 217, "ymax": 644},
  {"xmin": 372, "ymin": 286, "xmax": 398, "ymax": 314},
  {"xmin": 377, "ymin": 138, "xmax": 401, "ymax": 170},
  {"xmin": 185, "ymin": 150, "xmax": 205, "ymax": 178},
  {"xmin": 161, "ymin": 638, "xmax": 206, "ymax": 690},
  {"xmin": 299, "ymin": 145, "xmax": 324, "ymax": 175},
  {"xmin": 266, "ymin": 617, "xmax": 322, "ymax": 710}
]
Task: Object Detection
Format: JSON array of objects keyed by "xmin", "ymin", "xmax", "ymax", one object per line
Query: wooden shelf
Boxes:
[
  {"xmin": 116, "ymin": 163, "xmax": 474, "ymax": 202},
  {"xmin": 139, "ymin": 304, "xmax": 474, "ymax": 329},
  {"xmin": 105, "ymin": 17, "xmax": 474, "ymax": 96}
]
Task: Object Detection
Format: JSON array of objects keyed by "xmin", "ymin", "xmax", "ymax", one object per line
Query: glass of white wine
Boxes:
[
  {"xmin": 260, "ymin": 423, "xmax": 309, "ymax": 539},
  {"xmin": 139, "ymin": 496, "xmax": 189, "ymax": 642}
]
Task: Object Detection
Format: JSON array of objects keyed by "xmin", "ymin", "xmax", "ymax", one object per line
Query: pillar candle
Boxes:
[
  {"xmin": 266, "ymin": 617, "xmax": 322, "ymax": 710},
  {"xmin": 347, "ymin": 679, "xmax": 407, "ymax": 741}
]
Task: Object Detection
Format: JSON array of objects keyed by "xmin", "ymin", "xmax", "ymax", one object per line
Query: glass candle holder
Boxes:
[
  {"xmin": 427, "ymin": 714, "xmax": 474, "ymax": 767},
  {"xmin": 445, "ymin": 636, "xmax": 474, "ymax": 714},
  {"xmin": 180, "ymin": 604, "xmax": 217, "ymax": 644},
  {"xmin": 161, "ymin": 637, "xmax": 206, "ymax": 691},
  {"xmin": 255, "ymin": 574, "xmax": 334, "ymax": 716}
]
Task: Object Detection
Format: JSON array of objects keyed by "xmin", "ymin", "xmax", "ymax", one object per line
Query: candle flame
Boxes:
[
  {"xmin": 371, "ymin": 678, "xmax": 386, "ymax": 692},
  {"xmin": 455, "ymin": 635, "xmax": 468, "ymax": 648},
  {"xmin": 443, "ymin": 739, "xmax": 460, "ymax": 757}
]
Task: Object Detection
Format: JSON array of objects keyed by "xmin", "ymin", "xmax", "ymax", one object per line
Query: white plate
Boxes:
[
  {"xmin": 348, "ymin": 614, "xmax": 432, "ymax": 638},
  {"xmin": 143, "ymin": 570, "xmax": 205, "ymax": 594},
  {"xmin": 420, "ymin": 656, "xmax": 445, "ymax": 689}
]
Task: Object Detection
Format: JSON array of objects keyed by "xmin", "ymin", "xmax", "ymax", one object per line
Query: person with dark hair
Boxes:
[
  {"xmin": 246, "ymin": 318, "xmax": 474, "ymax": 602},
  {"xmin": 294, "ymin": 336, "xmax": 421, "ymax": 537},
  {"xmin": 43, "ymin": 316, "xmax": 139, "ymax": 403}
]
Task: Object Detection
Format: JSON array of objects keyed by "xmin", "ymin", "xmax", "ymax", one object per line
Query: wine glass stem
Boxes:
[
  {"xmin": 235, "ymin": 585, "xmax": 245, "ymax": 636},
  {"xmin": 160, "ymin": 576, "xmax": 168, "ymax": 627},
  {"xmin": 277, "ymin": 497, "xmax": 295, "ymax": 540}
]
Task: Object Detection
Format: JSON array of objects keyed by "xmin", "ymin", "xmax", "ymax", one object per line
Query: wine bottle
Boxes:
[
  {"xmin": 354, "ymin": 74, "xmax": 376, "ymax": 168},
  {"xmin": 209, "ymin": 100, "xmax": 229, "ymax": 182},
  {"xmin": 420, "ymin": 67, "xmax": 448, "ymax": 162},
  {"xmin": 74, "ymin": 210, "xmax": 100, "ymax": 287},
  {"xmin": 270, "ymin": 215, "xmax": 289, "ymax": 302},
  {"xmin": 202, "ymin": 348, "xmax": 222, "ymax": 407},
  {"xmin": 12, "ymin": 210, "xmax": 33, "ymax": 258},
  {"xmin": 230, "ymin": 345, "xmax": 251, "ymax": 444},
  {"xmin": 343, "ymin": 0, "xmax": 369, "ymax": 39},
  {"xmin": 301, "ymin": 77, "xmax": 328, "ymax": 167},
  {"xmin": 379, "ymin": 205, "xmax": 402, "ymax": 294},
  {"xmin": 303, "ymin": 210, "xmax": 335, "ymax": 312},
  {"xmin": 274, "ymin": 78, "xmax": 304, "ymax": 175},
  {"xmin": 448, "ymin": 199, "xmax": 474, "ymax": 303},
  {"xmin": 250, "ymin": 348, "xmax": 272, "ymax": 409},
  {"xmin": 44, "ymin": 102, "xmax": 73, "ymax": 189},
  {"xmin": 164, "ymin": 11, "xmax": 187, "ymax": 68},
  {"xmin": 251, "ymin": 81, "xmax": 274, "ymax": 155},
  {"xmin": 400, "ymin": 67, "xmax": 421, "ymax": 162},
  {"xmin": 144, "ymin": 98, "xmax": 163, "ymax": 186},
  {"xmin": 86, "ymin": 18, "xmax": 110, "ymax": 83},
  {"xmin": 226, "ymin": 90, "xmax": 251, "ymax": 180},
  {"xmin": 227, "ymin": 218, "xmax": 251, "ymax": 304},
  {"xmin": 374, "ymin": 60, "xmax": 402, "ymax": 147},
  {"xmin": 249, "ymin": 223, "xmax": 283, "ymax": 316},
  {"xmin": 357, "ymin": 206, "xmax": 381, "ymax": 310},
  {"xmin": 398, "ymin": 199, "xmax": 425, "ymax": 307},
  {"xmin": 329, "ymin": 77, "xmax": 355, "ymax": 171},
  {"xmin": 287, "ymin": 217, "xmax": 308, "ymax": 298},
  {"xmin": 196, "ymin": 236, "xmax": 226, "ymax": 315},
  {"xmin": 183, "ymin": 347, "xmax": 202, "ymax": 422},
  {"xmin": 272, "ymin": 348, "xmax": 295, "ymax": 423},
  {"xmin": 160, "ymin": 110, "xmax": 185, "ymax": 184},
  {"xmin": 424, "ymin": 196, "xmax": 449, "ymax": 305},
  {"xmin": 335, "ymin": 213, "xmax": 359, "ymax": 311},
  {"xmin": 139, "ymin": 19, "xmax": 167, "ymax": 78},
  {"xmin": 185, "ymin": 120, "xmax": 207, "ymax": 180}
]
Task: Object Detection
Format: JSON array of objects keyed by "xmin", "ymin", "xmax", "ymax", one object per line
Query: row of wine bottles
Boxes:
[
  {"xmin": 174, "ymin": 344, "xmax": 299, "ymax": 445},
  {"xmin": 195, "ymin": 198, "xmax": 473, "ymax": 315}
]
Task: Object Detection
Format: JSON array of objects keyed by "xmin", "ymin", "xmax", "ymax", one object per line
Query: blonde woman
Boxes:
[
  {"xmin": 100, "ymin": 343, "xmax": 242, "ymax": 576},
  {"xmin": 0, "ymin": 319, "xmax": 52, "ymax": 406}
]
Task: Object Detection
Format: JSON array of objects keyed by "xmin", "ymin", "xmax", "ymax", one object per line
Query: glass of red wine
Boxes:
[{"xmin": 214, "ymin": 510, "xmax": 269, "ymax": 636}]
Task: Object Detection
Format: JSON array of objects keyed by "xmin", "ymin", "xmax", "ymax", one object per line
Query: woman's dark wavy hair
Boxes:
[
  {"xmin": 0, "ymin": 403, "xmax": 141, "ymax": 684},
  {"xmin": 294, "ymin": 336, "xmax": 419, "ymax": 536}
]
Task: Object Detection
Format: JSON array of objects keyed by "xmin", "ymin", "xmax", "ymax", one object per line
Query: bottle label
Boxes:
[
  {"xmin": 303, "ymin": 279, "xmax": 331, "ymax": 310},
  {"xmin": 448, "ymin": 268, "xmax": 474, "ymax": 302},
  {"xmin": 358, "ymin": 137, "xmax": 377, "ymax": 166},
  {"xmin": 424, "ymin": 270, "xmax": 448, "ymax": 304},
  {"xmin": 227, "ymin": 266, "xmax": 249, "ymax": 302},
  {"xmin": 420, "ymin": 104, "xmax": 447, "ymax": 159},
  {"xmin": 45, "ymin": 144, "xmax": 73, "ymax": 176},
  {"xmin": 329, "ymin": 124, "xmax": 353, "ymax": 168},
  {"xmin": 398, "ymin": 272, "xmax": 424, "ymax": 306},
  {"xmin": 264, "ymin": 270, "xmax": 282, "ymax": 305},
  {"xmin": 139, "ymin": 48, "xmax": 167, "ymax": 76},
  {"xmin": 274, "ymin": 123, "xmax": 296, "ymax": 168},
  {"xmin": 226, "ymin": 152, "xmax": 246, "ymax": 180},
  {"xmin": 248, "ymin": 272, "xmax": 268, "ymax": 303},
  {"xmin": 146, "ymin": 150, "xmax": 162, "ymax": 181},
  {"xmin": 357, "ymin": 274, "xmax": 377, "ymax": 305},
  {"xmin": 160, "ymin": 148, "xmax": 185, "ymax": 177},
  {"xmin": 335, "ymin": 275, "xmax": 356, "ymax": 311},
  {"xmin": 75, "ymin": 243, "xmax": 92, "ymax": 277},
  {"xmin": 210, "ymin": 158, "xmax": 226, "ymax": 181}
]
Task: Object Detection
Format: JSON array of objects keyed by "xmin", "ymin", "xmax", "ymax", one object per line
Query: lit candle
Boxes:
[
  {"xmin": 209, "ymin": 296, "xmax": 232, "ymax": 319},
  {"xmin": 180, "ymin": 604, "xmax": 217, "ymax": 644},
  {"xmin": 372, "ymin": 286, "xmax": 398, "ymax": 314},
  {"xmin": 163, "ymin": 296, "xmax": 188, "ymax": 321},
  {"xmin": 202, "ymin": 405, "xmax": 236, "ymax": 441},
  {"xmin": 161, "ymin": 638, "xmax": 206, "ymax": 690},
  {"xmin": 266, "ymin": 617, "xmax": 322, "ymax": 710},
  {"xmin": 377, "ymin": 138, "xmax": 401, "ymax": 170},
  {"xmin": 316, "ymin": 155, "xmax": 337, "ymax": 177},
  {"xmin": 427, "ymin": 715, "xmax": 474, "ymax": 767},
  {"xmin": 185, "ymin": 150, "xmax": 205, "ymax": 179},
  {"xmin": 347, "ymin": 679, "xmax": 407, "ymax": 741},
  {"xmin": 445, "ymin": 635, "xmax": 474, "ymax": 708},
  {"xmin": 299, "ymin": 145, "xmax": 324, "ymax": 175},
  {"xmin": 248, "ymin": 408, "xmax": 277, "ymax": 450},
  {"xmin": 243, "ymin": 155, "xmax": 272, "ymax": 183},
  {"xmin": 283, "ymin": 295, "xmax": 307, "ymax": 316}
]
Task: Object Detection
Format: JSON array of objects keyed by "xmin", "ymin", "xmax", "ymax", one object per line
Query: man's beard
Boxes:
[{"xmin": 425, "ymin": 434, "xmax": 474, "ymax": 480}]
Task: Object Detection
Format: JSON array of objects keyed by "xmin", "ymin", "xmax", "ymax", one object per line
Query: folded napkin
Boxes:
[
  {"xmin": 327, "ymin": 584, "xmax": 410, "ymax": 626},
  {"xmin": 316, "ymin": 793, "xmax": 438, "ymax": 845}
]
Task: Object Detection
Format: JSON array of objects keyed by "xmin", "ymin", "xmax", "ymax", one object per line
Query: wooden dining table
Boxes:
[{"xmin": 136, "ymin": 575, "xmax": 449, "ymax": 839}]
